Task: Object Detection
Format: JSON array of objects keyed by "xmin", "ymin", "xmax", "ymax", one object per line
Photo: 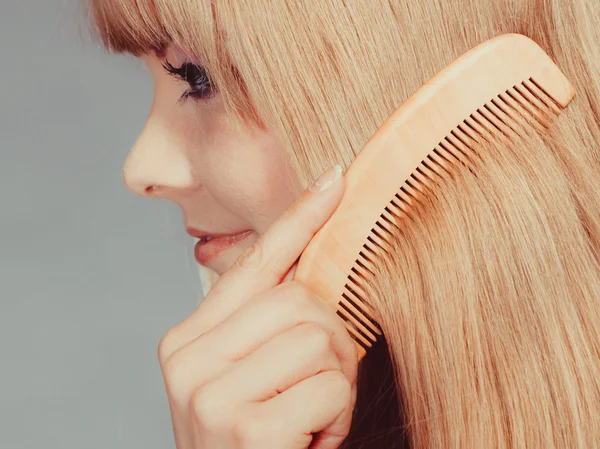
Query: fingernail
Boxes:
[{"xmin": 309, "ymin": 165, "xmax": 343, "ymax": 192}]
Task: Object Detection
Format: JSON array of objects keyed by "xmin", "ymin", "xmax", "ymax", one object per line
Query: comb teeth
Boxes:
[
  {"xmin": 334, "ymin": 77, "xmax": 564, "ymax": 355},
  {"xmin": 294, "ymin": 34, "xmax": 574, "ymax": 362}
]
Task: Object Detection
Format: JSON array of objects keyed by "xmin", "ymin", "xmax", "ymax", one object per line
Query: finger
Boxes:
[
  {"xmin": 160, "ymin": 281, "xmax": 358, "ymax": 404},
  {"xmin": 169, "ymin": 165, "xmax": 344, "ymax": 345},
  {"xmin": 210, "ymin": 323, "xmax": 343, "ymax": 404},
  {"xmin": 222, "ymin": 164, "xmax": 343, "ymax": 292},
  {"xmin": 201, "ymin": 281, "xmax": 358, "ymax": 384},
  {"xmin": 261, "ymin": 370, "xmax": 354, "ymax": 449}
]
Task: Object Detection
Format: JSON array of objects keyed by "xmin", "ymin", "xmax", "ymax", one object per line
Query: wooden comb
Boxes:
[{"xmin": 292, "ymin": 33, "xmax": 575, "ymax": 361}]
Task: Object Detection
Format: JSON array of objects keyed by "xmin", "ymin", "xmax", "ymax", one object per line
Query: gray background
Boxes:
[{"xmin": 1, "ymin": 2, "xmax": 203, "ymax": 448}]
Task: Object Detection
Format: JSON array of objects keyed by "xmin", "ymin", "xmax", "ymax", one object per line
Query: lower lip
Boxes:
[{"xmin": 194, "ymin": 230, "xmax": 253, "ymax": 266}]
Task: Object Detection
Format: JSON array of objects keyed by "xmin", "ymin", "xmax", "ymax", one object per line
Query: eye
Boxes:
[{"xmin": 163, "ymin": 59, "xmax": 217, "ymax": 102}]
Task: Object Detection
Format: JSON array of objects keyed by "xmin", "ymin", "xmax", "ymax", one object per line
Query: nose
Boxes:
[{"xmin": 122, "ymin": 116, "xmax": 200, "ymax": 198}]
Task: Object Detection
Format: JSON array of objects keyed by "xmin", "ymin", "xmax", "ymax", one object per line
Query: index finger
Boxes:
[{"xmin": 184, "ymin": 165, "xmax": 345, "ymax": 333}]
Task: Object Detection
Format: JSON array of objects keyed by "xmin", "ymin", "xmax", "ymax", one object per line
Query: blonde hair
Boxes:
[{"xmin": 88, "ymin": 0, "xmax": 600, "ymax": 447}]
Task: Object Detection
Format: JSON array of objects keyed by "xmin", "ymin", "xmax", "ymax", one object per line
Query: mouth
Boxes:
[{"xmin": 193, "ymin": 230, "xmax": 253, "ymax": 266}]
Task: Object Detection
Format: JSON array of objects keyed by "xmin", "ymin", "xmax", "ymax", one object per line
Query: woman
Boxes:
[{"xmin": 88, "ymin": 0, "xmax": 600, "ymax": 448}]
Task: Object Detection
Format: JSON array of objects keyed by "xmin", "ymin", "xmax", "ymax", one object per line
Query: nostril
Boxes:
[{"xmin": 146, "ymin": 184, "xmax": 161, "ymax": 195}]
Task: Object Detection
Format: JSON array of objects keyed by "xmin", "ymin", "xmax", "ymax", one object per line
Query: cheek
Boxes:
[
  {"xmin": 220, "ymin": 138, "xmax": 301, "ymax": 232},
  {"xmin": 187, "ymin": 114, "xmax": 301, "ymax": 232}
]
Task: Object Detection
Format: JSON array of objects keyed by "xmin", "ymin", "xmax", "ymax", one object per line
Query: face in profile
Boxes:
[{"xmin": 122, "ymin": 46, "xmax": 302, "ymax": 275}]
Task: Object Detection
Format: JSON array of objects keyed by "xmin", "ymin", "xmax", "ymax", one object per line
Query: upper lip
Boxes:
[{"xmin": 186, "ymin": 227, "xmax": 249, "ymax": 239}]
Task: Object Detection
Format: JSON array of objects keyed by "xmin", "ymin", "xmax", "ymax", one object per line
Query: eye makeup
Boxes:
[{"xmin": 163, "ymin": 59, "xmax": 217, "ymax": 102}]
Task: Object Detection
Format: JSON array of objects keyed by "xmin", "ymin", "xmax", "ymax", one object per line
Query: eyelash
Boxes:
[{"xmin": 162, "ymin": 59, "xmax": 217, "ymax": 102}]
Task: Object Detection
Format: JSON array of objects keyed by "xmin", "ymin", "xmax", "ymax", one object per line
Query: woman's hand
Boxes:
[{"xmin": 158, "ymin": 165, "xmax": 359, "ymax": 449}]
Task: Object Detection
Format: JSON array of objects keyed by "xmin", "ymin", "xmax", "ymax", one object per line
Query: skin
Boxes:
[
  {"xmin": 123, "ymin": 46, "xmax": 302, "ymax": 275},
  {"xmin": 158, "ymin": 177, "xmax": 358, "ymax": 449},
  {"xmin": 123, "ymin": 46, "xmax": 359, "ymax": 449}
]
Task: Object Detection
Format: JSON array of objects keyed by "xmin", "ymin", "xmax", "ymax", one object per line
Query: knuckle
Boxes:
[
  {"xmin": 232, "ymin": 415, "xmax": 265, "ymax": 447},
  {"xmin": 190, "ymin": 385, "xmax": 229, "ymax": 431},
  {"xmin": 160, "ymin": 350, "xmax": 194, "ymax": 408},
  {"xmin": 300, "ymin": 322, "xmax": 332, "ymax": 353},
  {"xmin": 161, "ymin": 340, "xmax": 212, "ymax": 409},
  {"xmin": 325, "ymin": 370, "xmax": 352, "ymax": 401},
  {"xmin": 157, "ymin": 326, "xmax": 179, "ymax": 365}
]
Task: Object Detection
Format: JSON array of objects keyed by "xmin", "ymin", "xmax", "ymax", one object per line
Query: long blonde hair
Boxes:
[{"xmin": 88, "ymin": 0, "xmax": 600, "ymax": 447}]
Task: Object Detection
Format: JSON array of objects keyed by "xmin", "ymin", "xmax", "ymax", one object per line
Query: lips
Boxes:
[{"xmin": 193, "ymin": 230, "xmax": 253, "ymax": 266}]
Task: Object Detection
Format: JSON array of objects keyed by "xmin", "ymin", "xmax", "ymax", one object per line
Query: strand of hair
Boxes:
[
  {"xmin": 509, "ymin": 85, "xmax": 550, "ymax": 130},
  {"xmin": 338, "ymin": 305, "xmax": 376, "ymax": 343},
  {"xmin": 438, "ymin": 140, "xmax": 470, "ymax": 169},
  {"xmin": 480, "ymin": 103, "xmax": 509, "ymax": 129},
  {"xmin": 340, "ymin": 295, "xmax": 381, "ymax": 337},
  {"xmin": 454, "ymin": 122, "xmax": 481, "ymax": 148},
  {"xmin": 423, "ymin": 154, "xmax": 453, "ymax": 180},
  {"xmin": 507, "ymin": 87, "xmax": 548, "ymax": 133},
  {"xmin": 370, "ymin": 227, "xmax": 392, "ymax": 247},
  {"xmin": 412, "ymin": 165, "xmax": 443, "ymax": 199},
  {"xmin": 376, "ymin": 217, "xmax": 394, "ymax": 235},
  {"xmin": 498, "ymin": 91, "xmax": 532, "ymax": 130},
  {"xmin": 355, "ymin": 257, "xmax": 376, "ymax": 277},
  {"xmin": 409, "ymin": 175, "xmax": 433, "ymax": 199},
  {"xmin": 386, "ymin": 201, "xmax": 408, "ymax": 220},
  {"xmin": 362, "ymin": 242, "xmax": 378, "ymax": 259},
  {"xmin": 382, "ymin": 207, "xmax": 397, "ymax": 221},
  {"xmin": 356, "ymin": 251, "xmax": 374, "ymax": 267},
  {"xmin": 347, "ymin": 273, "xmax": 365, "ymax": 291},
  {"xmin": 366, "ymin": 235, "xmax": 390, "ymax": 255},
  {"xmin": 432, "ymin": 146, "xmax": 457, "ymax": 169},
  {"xmin": 471, "ymin": 109, "xmax": 516, "ymax": 158},
  {"xmin": 336, "ymin": 312, "xmax": 372, "ymax": 348},
  {"xmin": 442, "ymin": 135, "xmax": 477, "ymax": 169},
  {"xmin": 398, "ymin": 182, "xmax": 429, "ymax": 213},
  {"xmin": 354, "ymin": 257, "xmax": 376, "ymax": 279},
  {"xmin": 350, "ymin": 265, "xmax": 368, "ymax": 282},
  {"xmin": 451, "ymin": 126, "xmax": 480, "ymax": 151},
  {"xmin": 477, "ymin": 106, "xmax": 514, "ymax": 145},
  {"xmin": 483, "ymin": 101, "xmax": 523, "ymax": 140},
  {"xmin": 515, "ymin": 83, "xmax": 553, "ymax": 119},
  {"xmin": 408, "ymin": 173, "xmax": 428, "ymax": 195},
  {"xmin": 416, "ymin": 167, "xmax": 438, "ymax": 187},
  {"xmin": 464, "ymin": 114, "xmax": 492, "ymax": 145},
  {"xmin": 473, "ymin": 109, "xmax": 504, "ymax": 139},
  {"xmin": 358, "ymin": 250, "xmax": 374, "ymax": 264},
  {"xmin": 403, "ymin": 179, "xmax": 427, "ymax": 202},
  {"xmin": 528, "ymin": 77, "xmax": 562, "ymax": 113},
  {"xmin": 380, "ymin": 211, "xmax": 402, "ymax": 232},
  {"xmin": 344, "ymin": 282, "xmax": 378, "ymax": 321},
  {"xmin": 461, "ymin": 116, "xmax": 491, "ymax": 164},
  {"xmin": 396, "ymin": 187, "xmax": 420, "ymax": 207},
  {"xmin": 522, "ymin": 79, "xmax": 559, "ymax": 115},
  {"xmin": 415, "ymin": 164, "xmax": 441, "ymax": 187},
  {"xmin": 338, "ymin": 299, "xmax": 378, "ymax": 341},
  {"xmin": 428, "ymin": 151, "xmax": 456, "ymax": 182},
  {"xmin": 490, "ymin": 97, "xmax": 527, "ymax": 138},
  {"xmin": 497, "ymin": 89, "xmax": 529, "ymax": 127}
]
